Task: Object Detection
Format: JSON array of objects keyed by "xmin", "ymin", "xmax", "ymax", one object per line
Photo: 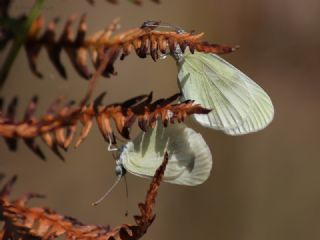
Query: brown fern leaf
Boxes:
[
  {"xmin": 0, "ymin": 94, "xmax": 211, "ymax": 160},
  {"xmin": 0, "ymin": 154, "xmax": 168, "ymax": 239},
  {"xmin": 19, "ymin": 14, "xmax": 237, "ymax": 79}
]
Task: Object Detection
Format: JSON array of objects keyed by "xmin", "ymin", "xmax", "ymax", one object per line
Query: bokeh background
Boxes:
[{"xmin": 1, "ymin": 0, "xmax": 320, "ymax": 239}]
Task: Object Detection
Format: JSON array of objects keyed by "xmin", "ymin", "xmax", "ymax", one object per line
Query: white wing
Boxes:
[
  {"xmin": 177, "ymin": 51, "xmax": 274, "ymax": 135},
  {"xmin": 120, "ymin": 122, "xmax": 212, "ymax": 186}
]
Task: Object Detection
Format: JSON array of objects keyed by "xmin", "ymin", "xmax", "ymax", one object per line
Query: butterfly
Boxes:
[
  {"xmin": 174, "ymin": 49, "xmax": 274, "ymax": 135},
  {"xmin": 140, "ymin": 20, "xmax": 274, "ymax": 134},
  {"xmin": 119, "ymin": 120, "xmax": 212, "ymax": 186},
  {"xmin": 92, "ymin": 121, "xmax": 212, "ymax": 206}
]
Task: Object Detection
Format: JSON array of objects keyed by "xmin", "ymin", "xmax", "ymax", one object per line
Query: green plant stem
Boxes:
[{"xmin": 0, "ymin": 0, "xmax": 44, "ymax": 89}]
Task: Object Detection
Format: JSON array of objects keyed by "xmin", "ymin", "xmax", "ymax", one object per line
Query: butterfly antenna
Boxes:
[
  {"xmin": 91, "ymin": 175, "xmax": 122, "ymax": 206},
  {"xmin": 123, "ymin": 174, "xmax": 129, "ymax": 216}
]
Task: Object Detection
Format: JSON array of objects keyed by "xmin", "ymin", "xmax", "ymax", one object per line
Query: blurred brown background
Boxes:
[{"xmin": 1, "ymin": 0, "xmax": 320, "ymax": 239}]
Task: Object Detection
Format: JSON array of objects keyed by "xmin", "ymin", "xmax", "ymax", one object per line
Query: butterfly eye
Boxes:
[{"xmin": 115, "ymin": 164, "xmax": 125, "ymax": 176}]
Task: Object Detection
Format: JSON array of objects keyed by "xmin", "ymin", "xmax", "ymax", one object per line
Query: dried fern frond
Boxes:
[
  {"xmin": 2, "ymin": 13, "xmax": 237, "ymax": 80},
  {"xmin": 0, "ymin": 153, "xmax": 168, "ymax": 239},
  {"xmin": 0, "ymin": 93, "xmax": 210, "ymax": 160}
]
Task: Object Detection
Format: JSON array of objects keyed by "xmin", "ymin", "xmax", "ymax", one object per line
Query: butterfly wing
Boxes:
[
  {"xmin": 177, "ymin": 51, "xmax": 274, "ymax": 135},
  {"xmin": 120, "ymin": 122, "xmax": 212, "ymax": 186}
]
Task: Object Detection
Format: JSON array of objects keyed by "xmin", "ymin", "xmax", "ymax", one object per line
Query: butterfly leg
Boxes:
[{"xmin": 107, "ymin": 135, "xmax": 118, "ymax": 152}]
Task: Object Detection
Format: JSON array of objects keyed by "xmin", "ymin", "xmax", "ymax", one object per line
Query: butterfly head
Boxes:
[
  {"xmin": 114, "ymin": 145, "xmax": 127, "ymax": 177},
  {"xmin": 115, "ymin": 158, "xmax": 126, "ymax": 177}
]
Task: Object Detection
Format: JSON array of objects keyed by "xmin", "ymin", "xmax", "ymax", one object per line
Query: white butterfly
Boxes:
[
  {"xmin": 92, "ymin": 121, "xmax": 212, "ymax": 206},
  {"xmin": 120, "ymin": 120, "xmax": 212, "ymax": 186},
  {"xmin": 174, "ymin": 49, "xmax": 274, "ymax": 135}
]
